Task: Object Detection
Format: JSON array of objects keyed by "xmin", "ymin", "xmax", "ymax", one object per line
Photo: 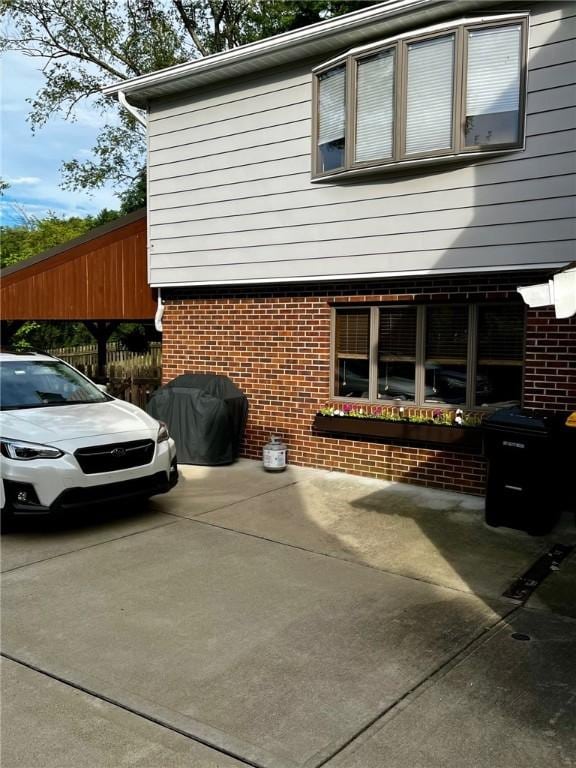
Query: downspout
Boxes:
[
  {"xmin": 117, "ymin": 90, "xmax": 165, "ymax": 330},
  {"xmin": 118, "ymin": 90, "xmax": 147, "ymax": 127},
  {"xmin": 154, "ymin": 288, "xmax": 164, "ymax": 332}
]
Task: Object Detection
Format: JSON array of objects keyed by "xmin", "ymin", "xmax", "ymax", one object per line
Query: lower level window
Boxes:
[{"xmin": 333, "ymin": 303, "xmax": 525, "ymax": 408}]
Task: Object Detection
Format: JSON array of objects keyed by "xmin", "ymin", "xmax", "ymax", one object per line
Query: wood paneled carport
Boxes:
[{"xmin": 1, "ymin": 209, "xmax": 156, "ymax": 377}]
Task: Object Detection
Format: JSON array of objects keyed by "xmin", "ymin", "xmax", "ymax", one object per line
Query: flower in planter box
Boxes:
[{"xmin": 317, "ymin": 403, "xmax": 483, "ymax": 429}]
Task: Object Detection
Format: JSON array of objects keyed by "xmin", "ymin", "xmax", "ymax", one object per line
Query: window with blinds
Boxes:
[
  {"xmin": 335, "ymin": 309, "xmax": 370, "ymax": 398},
  {"xmin": 378, "ymin": 307, "xmax": 417, "ymax": 402},
  {"xmin": 425, "ymin": 306, "xmax": 468, "ymax": 405},
  {"xmin": 317, "ymin": 65, "xmax": 346, "ymax": 172},
  {"xmin": 333, "ymin": 303, "xmax": 525, "ymax": 408},
  {"xmin": 476, "ymin": 304, "xmax": 524, "ymax": 406},
  {"xmin": 465, "ymin": 25, "xmax": 522, "ymax": 147},
  {"xmin": 313, "ymin": 16, "xmax": 526, "ymax": 177},
  {"xmin": 406, "ymin": 35, "xmax": 454, "ymax": 155},
  {"xmin": 355, "ymin": 50, "xmax": 395, "ymax": 163}
]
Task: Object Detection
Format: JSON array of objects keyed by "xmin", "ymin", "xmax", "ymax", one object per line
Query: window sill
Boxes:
[
  {"xmin": 311, "ymin": 145, "xmax": 524, "ymax": 183},
  {"xmin": 313, "ymin": 413, "xmax": 483, "ymax": 453}
]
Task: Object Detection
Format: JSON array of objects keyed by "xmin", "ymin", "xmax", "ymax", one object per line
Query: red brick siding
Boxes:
[
  {"xmin": 162, "ymin": 272, "xmax": 575, "ymax": 495},
  {"xmin": 524, "ymin": 308, "xmax": 576, "ymax": 411}
]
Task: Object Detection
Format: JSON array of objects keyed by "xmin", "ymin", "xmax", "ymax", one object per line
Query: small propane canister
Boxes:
[{"xmin": 263, "ymin": 435, "xmax": 287, "ymax": 472}]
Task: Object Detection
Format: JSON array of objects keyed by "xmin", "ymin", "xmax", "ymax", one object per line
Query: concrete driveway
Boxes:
[{"xmin": 2, "ymin": 460, "xmax": 575, "ymax": 768}]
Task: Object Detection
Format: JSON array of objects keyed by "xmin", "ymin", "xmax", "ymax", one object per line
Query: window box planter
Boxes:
[{"xmin": 312, "ymin": 413, "xmax": 483, "ymax": 453}]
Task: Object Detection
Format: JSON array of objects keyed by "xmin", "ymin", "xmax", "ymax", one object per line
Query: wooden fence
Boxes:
[{"xmin": 49, "ymin": 342, "xmax": 162, "ymax": 408}]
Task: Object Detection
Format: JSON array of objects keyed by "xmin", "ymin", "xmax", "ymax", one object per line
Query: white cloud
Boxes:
[
  {"xmin": 6, "ymin": 176, "xmax": 41, "ymax": 186},
  {"xmin": 1, "ymin": 51, "xmax": 123, "ymax": 225}
]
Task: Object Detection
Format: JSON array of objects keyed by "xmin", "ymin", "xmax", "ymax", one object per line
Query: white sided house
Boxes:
[{"xmin": 105, "ymin": 0, "xmax": 576, "ymax": 494}]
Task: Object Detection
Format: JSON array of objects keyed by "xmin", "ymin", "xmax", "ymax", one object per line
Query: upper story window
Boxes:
[{"xmin": 313, "ymin": 16, "xmax": 527, "ymax": 178}]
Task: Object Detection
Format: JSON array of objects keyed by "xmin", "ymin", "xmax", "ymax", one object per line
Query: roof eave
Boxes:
[{"xmin": 103, "ymin": 0, "xmax": 490, "ymax": 105}]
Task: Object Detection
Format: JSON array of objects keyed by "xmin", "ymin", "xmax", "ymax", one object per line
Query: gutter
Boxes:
[
  {"xmin": 518, "ymin": 265, "xmax": 576, "ymax": 319},
  {"xmin": 118, "ymin": 90, "xmax": 146, "ymax": 127},
  {"xmin": 102, "ymin": 0, "xmax": 453, "ymax": 100}
]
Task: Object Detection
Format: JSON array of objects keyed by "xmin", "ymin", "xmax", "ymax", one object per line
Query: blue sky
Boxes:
[{"xmin": 1, "ymin": 52, "xmax": 120, "ymax": 226}]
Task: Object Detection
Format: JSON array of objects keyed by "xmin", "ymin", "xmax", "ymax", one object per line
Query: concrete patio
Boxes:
[{"xmin": 2, "ymin": 460, "xmax": 575, "ymax": 768}]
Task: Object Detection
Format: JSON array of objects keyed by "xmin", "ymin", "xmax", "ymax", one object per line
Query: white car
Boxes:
[{"xmin": 0, "ymin": 351, "xmax": 178, "ymax": 517}]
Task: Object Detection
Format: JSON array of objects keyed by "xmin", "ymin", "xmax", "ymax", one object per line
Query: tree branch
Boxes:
[{"xmin": 172, "ymin": 0, "xmax": 209, "ymax": 56}]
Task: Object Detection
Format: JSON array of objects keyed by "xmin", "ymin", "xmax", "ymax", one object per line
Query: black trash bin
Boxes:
[{"xmin": 483, "ymin": 407, "xmax": 560, "ymax": 535}]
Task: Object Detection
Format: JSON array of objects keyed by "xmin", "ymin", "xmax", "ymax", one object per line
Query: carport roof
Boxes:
[{"xmin": 1, "ymin": 209, "xmax": 155, "ymax": 321}]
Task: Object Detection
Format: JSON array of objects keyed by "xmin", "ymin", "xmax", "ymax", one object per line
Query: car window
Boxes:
[{"xmin": 0, "ymin": 361, "xmax": 108, "ymax": 410}]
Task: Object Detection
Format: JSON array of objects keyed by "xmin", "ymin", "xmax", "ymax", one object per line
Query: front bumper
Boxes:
[{"xmin": 3, "ymin": 458, "xmax": 178, "ymax": 515}]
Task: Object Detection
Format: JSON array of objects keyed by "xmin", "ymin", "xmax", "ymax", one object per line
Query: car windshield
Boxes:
[{"xmin": 0, "ymin": 360, "xmax": 108, "ymax": 410}]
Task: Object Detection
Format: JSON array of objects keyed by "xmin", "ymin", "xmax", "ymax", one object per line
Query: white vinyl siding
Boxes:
[
  {"xmin": 146, "ymin": 2, "xmax": 575, "ymax": 286},
  {"xmin": 405, "ymin": 35, "xmax": 454, "ymax": 154},
  {"xmin": 355, "ymin": 50, "xmax": 394, "ymax": 162}
]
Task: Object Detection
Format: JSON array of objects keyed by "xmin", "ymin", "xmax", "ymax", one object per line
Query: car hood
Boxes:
[{"xmin": 0, "ymin": 399, "xmax": 159, "ymax": 444}]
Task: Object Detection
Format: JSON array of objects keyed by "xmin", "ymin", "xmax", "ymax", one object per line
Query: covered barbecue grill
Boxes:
[{"xmin": 147, "ymin": 374, "xmax": 248, "ymax": 465}]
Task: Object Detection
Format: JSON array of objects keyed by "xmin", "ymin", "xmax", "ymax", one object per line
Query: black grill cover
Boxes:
[{"xmin": 147, "ymin": 374, "xmax": 248, "ymax": 465}]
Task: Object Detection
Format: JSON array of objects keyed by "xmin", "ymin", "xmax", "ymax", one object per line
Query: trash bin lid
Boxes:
[{"xmin": 483, "ymin": 406, "xmax": 552, "ymax": 435}]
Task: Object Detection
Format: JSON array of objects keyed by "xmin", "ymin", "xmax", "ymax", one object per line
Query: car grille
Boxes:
[
  {"xmin": 56, "ymin": 472, "xmax": 168, "ymax": 509},
  {"xmin": 74, "ymin": 440, "xmax": 155, "ymax": 474}
]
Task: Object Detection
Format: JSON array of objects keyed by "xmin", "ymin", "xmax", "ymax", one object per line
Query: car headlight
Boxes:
[
  {"xmin": 0, "ymin": 438, "xmax": 64, "ymax": 460},
  {"xmin": 157, "ymin": 422, "xmax": 170, "ymax": 443}
]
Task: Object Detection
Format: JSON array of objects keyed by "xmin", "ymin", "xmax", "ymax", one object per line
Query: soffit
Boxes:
[{"xmin": 104, "ymin": 0, "xmax": 497, "ymax": 107}]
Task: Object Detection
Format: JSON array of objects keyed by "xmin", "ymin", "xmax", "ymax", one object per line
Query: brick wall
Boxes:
[
  {"xmin": 524, "ymin": 307, "xmax": 576, "ymax": 411},
  {"xmin": 162, "ymin": 272, "xmax": 575, "ymax": 495}
]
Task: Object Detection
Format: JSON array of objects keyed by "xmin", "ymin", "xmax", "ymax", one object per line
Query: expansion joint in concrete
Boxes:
[
  {"xmin": 307, "ymin": 605, "xmax": 521, "ymax": 768},
  {"xmin": 0, "ymin": 652, "xmax": 266, "ymax": 768},
  {"xmin": 0, "ymin": 518, "xmax": 180, "ymax": 575}
]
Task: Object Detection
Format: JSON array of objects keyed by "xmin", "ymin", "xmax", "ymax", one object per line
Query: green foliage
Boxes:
[
  {"xmin": 113, "ymin": 322, "xmax": 161, "ymax": 352},
  {"xmin": 0, "ymin": 212, "xmax": 97, "ymax": 269},
  {"xmin": 1, "ymin": 207, "xmax": 124, "ymax": 350},
  {"xmin": 11, "ymin": 321, "xmax": 93, "ymax": 350},
  {"xmin": 1, "ymin": 0, "xmax": 377, "ymax": 198},
  {"xmin": 119, "ymin": 169, "xmax": 147, "ymax": 214}
]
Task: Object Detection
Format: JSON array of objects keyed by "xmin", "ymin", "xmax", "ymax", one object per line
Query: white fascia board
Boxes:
[
  {"xmin": 102, "ymin": 0, "xmax": 455, "ymax": 101},
  {"xmin": 149, "ymin": 263, "xmax": 570, "ymax": 289}
]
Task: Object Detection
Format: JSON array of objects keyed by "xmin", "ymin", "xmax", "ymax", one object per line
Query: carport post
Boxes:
[{"xmin": 83, "ymin": 321, "xmax": 119, "ymax": 381}]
